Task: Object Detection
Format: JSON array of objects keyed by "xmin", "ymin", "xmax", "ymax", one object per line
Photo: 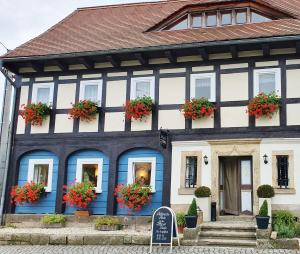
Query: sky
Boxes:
[{"xmin": 0, "ymin": 0, "xmax": 160, "ymax": 119}]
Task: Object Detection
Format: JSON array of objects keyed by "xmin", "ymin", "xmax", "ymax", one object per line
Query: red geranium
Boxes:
[
  {"xmin": 20, "ymin": 103, "xmax": 51, "ymax": 126},
  {"xmin": 124, "ymin": 96, "xmax": 152, "ymax": 121},
  {"xmin": 181, "ymin": 97, "xmax": 215, "ymax": 120},
  {"xmin": 11, "ymin": 181, "xmax": 46, "ymax": 205},
  {"xmin": 247, "ymin": 93, "xmax": 280, "ymax": 119},
  {"xmin": 63, "ymin": 182, "xmax": 97, "ymax": 209},
  {"xmin": 68, "ymin": 100, "xmax": 98, "ymax": 122},
  {"xmin": 114, "ymin": 183, "xmax": 152, "ymax": 211}
]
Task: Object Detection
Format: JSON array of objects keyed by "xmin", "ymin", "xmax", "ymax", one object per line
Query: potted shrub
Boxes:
[
  {"xmin": 247, "ymin": 92, "xmax": 280, "ymax": 119},
  {"xmin": 124, "ymin": 96, "xmax": 153, "ymax": 121},
  {"xmin": 20, "ymin": 103, "xmax": 51, "ymax": 126},
  {"xmin": 181, "ymin": 97, "xmax": 215, "ymax": 120},
  {"xmin": 94, "ymin": 217, "xmax": 121, "ymax": 231},
  {"xmin": 256, "ymin": 200, "xmax": 270, "ymax": 229},
  {"xmin": 194, "ymin": 186, "xmax": 211, "ymax": 222},
  {"xmin": 10, "ymin": 181, "xmax": 46, "ymax": 205},
  {"xmin": 257, "ymin": 184, "xmax": 274, "ymax": 218},
  {"xmin": 68, "ymin": 100, "xmax": 99, "ymax": 122},
  {"xmin": 63, "ymin": 182, "xmax": 97, "ymax": 217},
  {"xmin": 114, "ymin": 183, "xmax": 152, "ymax": 211},
  {"xmin": 176, "ymin": 212, "xmax": 185, "ymax": 234},
  {"xmin": 185, "ymin": 198, "xmax": 198, "ymax": 228},
  {"xmin": 41, "ymin": 214, "xmax": 66, "ymax": 228}
]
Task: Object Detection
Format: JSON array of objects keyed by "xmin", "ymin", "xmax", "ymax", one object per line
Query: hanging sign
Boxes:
[
  {"xmin": 159, "ymin": 129, "xmax": 169, "ymax": 149},
  {"xmin": 150, "ymin": 206, "xmax": 180, "ymax": 253}
]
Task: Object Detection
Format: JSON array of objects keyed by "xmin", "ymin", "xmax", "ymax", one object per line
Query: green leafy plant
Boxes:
[
  {"xmin": 257, "ymin": 185, "xmax": 275, "ymax": 198},
  {"xmin": 181, "ymin": 98, "xmax": 215, "ymax": 120},
  {"xmin": 187, "ymin": 198, "xmax": 198, "ymax": 216},
  {"xmin": 41, "ymin": 214, "xmax": 66, "ymax": 225},
  {"xmin": 94, "ymin": 217, "xmax": 120, "ymax": 227},
  {"xmin": 194, "ymin": 186, "xmax": 211, "ymax": 198},
  {"xmin": 295, "ymin": 223, "xmax": 300, "ymax": 237},
  {"xmin": 258, "ymin": 200, "xmax": 268, "ymax": 217},
  {"xmin": 176, "ymin": 212, "xmax": 185, "ymax": 227},
  {"xmin": 273, "ymin": 210, "xmax": 296, "ymax": 238}
]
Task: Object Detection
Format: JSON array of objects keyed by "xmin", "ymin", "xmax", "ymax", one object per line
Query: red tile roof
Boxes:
[{"xmin": 3, "ymin": 0, "xmax": 300, "ymax": 59}]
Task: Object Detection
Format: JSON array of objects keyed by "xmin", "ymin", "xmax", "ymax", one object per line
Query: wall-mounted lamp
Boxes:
[
  {"xmin": 203, "ymin": 155, "xmax": 208, "ymax": 165},
  {"xmin": 263, "ymin": 154, "xmax": 268, "ymax": 164}
]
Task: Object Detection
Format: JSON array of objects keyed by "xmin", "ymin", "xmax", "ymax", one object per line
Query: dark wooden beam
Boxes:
[
  {"xmin": 52, "ymin": 60, "xmax": 68, "ymax": 71},
  {"xmin": 198, "ymin": 48, "xmax": 208, "ymax": 61},
  {"xmin": 296, "ymin": 41, "xmax": 300, "ymax": 54},
  {"xmin": 134, "ymin": 53, "xmax": 148, "ymax": 65},
  {"xmin": 164, "ymin": 50, "xmax": 177, "ymax": 63},
  {"xmin": 230, "ymin": 45, "xmax": 238, "ymax": 59},
  {"xmin": 106, "ymin": 55, "xmax": 120, "ymax": 67},
  {"xmin": 29, "ymin": 61, "xmax": 43, "ymax": 72},
  {"xmin": 262, "ymin": 44, "xmax": 270, "ymax": 57},
  {"xmin": 79, "ymin": 57, "xmax": 94, "ymax": 69}
]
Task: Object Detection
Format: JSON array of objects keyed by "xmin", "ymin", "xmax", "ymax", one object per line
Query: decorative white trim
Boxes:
[
  {"xmin": 190, "ymin": 73, "xmax": 216, "ymax": 102},
  {"xmin": 76, "ymin": 158, "xmax": 103, "ymax": 193},
  {"xmin": 253, "ymin": 68, "xmax": 281, "ymax": 96},
  {"xmin": 31, "ymin": 82, "xmax": 54, "ymax": 105},
  {"xmin": 130, "ymin": 76, "xmax": 155, "ymax": 100},
  {"xmin": 127, "ymin": 157, "xmax": 156, "ymax": 192},
  {"xmin": 79, "ymin": 79, "xmax": 103, "ymax": 104},
  {"xmin": 27, "ymin": 159, "xmax": 53, "ymax": 193}
]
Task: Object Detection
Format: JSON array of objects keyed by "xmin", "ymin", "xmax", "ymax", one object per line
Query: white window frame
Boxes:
[
  {"xmin": 31, "ymin": 82, "xmax": 54, "ymax": 105},
  {"xmin": 127, "ymin": 157, "xmax": 156, "ymax": 192},
  {"xmin": 130, "ymin": 77, "xmax": 155, "ymax": 100},
  {"xmin": 190, "ymin": 73, "xmax": 216, "ymax": 102},
  {"xmin": 253, "ymin": 68, "xmax": 281, "ymax": 96},
  {"xmin": 79, "ymin": 80, "xmax": 103, "ymax": 104},
  {"xmin": 27, "ymin": 159, "xmax": 53, "ymax": 193},
  {"xmin": 76, "ymin": 158, "xmax": 103, "ymax": 193}
]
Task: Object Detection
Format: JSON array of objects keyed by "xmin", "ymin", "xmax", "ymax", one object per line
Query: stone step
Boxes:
[
  {"xmin": 201, "ymin": 222, "xmax": 256, "ymax": 232},
  {"xmin": 200, "ymin": 230, "xmax": 256, "ymax": 240},
  {"xmin": 197, "ymin": 238, "xmax": 257, "ymax": 247},
  {"xmin": 218, "ymin": 216, "xmax": 255, "ymax": 222}
]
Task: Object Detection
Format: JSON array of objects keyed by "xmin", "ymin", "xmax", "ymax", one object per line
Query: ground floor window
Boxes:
[
  {"xmin": 76, "ymin": 158, "xmax": 103, "ymax": 193},
  {"xmin": 185, "ymin": 156, "xmax": 198, "ymax": 188},
  {"xmin": 276, "ymin": 155, "xmax": 289, "ymax": 188},
  {"xmin": 28, "ymin": 159, "xmax": 53, "ymax": 192},
  {"xmin": 127, "ymin": 157, "xmax": 156, "ymax": 192}
]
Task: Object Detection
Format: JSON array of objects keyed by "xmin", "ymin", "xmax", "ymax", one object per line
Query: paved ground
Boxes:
[{"xmin": 0, "ymin": 246, "xmax": 298, "ymax": 254}]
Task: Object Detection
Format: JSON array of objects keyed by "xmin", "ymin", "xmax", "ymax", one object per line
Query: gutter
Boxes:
[{"xmin": 2, "ymin": 34, "xmax": 300, "ymax": 63}]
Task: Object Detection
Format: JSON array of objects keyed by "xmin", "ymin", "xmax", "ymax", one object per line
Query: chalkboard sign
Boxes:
[{"xmin": 150, "ymin": 206, "xmax": 180, "ymax": 253}]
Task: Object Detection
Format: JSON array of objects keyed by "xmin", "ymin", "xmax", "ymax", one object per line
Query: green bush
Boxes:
[
  {"xmin": 176, "ymin": 212, "xmax": 185, "ymax": 226},
  {"xmin": 41, "ymin": 214, "xmax": 66, "ymax": 225},
  {"xmin": 194, "ymin": 186, "xmax": 211, "ymax": 198},
  {"xmin": 187, "ymin": 198, "xmax": 198, "ymax": 216},
  {"xmin": 258, "ymin": 200, "xmax": 268, "ymax": 217},
  {"xmin": 295, "ymin": 223, "xmax": 300, "ymax": 237},
  {"xmin": 273, "ymin": 210, "xmax": 296, "ymax": 238},
  {"xmin": 94, "ymin": 217, "xmax": 120, "ymax": 227},
  {"xmin": 257, "ymin": 185, "xmax": 275, "ymax": 198}
]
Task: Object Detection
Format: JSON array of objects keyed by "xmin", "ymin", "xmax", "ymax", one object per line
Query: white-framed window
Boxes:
[
  {"xmin": 32, "ymin": 83, "xmax": 54, "ymax": 105},
  {"xmin": 27, "ymin": 159, "xmax": 53, "ymax": 192},
  {"xmin": 75, "ymin": 158, "xmax": 103, "ymax": 193},
  {"xmin": 190, "ymin": 73, "xmax": 216, "ymax": 101},
  {"xmin": 130, "ymin": 77, "xmax": 155, "ymax": 100},
  {"xmin": 127, "ymin": 157, "xmax": 156, "ymax": 192},
  {"xmin": 254, "ymin": 68, "xmax": 281, "ymax": 96},
  {"xmin": 79, "ymin": 80, "xmax": 102, "ymax": 104}
]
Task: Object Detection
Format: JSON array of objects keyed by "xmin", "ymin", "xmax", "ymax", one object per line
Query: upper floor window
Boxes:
[
  {"xmin": 254, "ymin": 68, "xmax": 281, "ymax": 96},
  {"xmin": 32, "ymin": 83, "xmax": 54, "ymax": 105},
  {"xmin": 28, "ymin": 159, "xmax": 53, "ymax": 192},
  {"xmin": 79, "ymin": 80, "xmax": 102, "ymax": 103},
  {"xmin": 191, "ymin": 73, "xmax": 216, "ymax": 101},
  {"xmin": 130, "ymin": 77, "xmax": 155, "ymax": 100}
]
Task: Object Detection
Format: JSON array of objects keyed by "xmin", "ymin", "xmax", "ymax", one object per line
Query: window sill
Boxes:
[
  {"xmin": 178, "ymin": 187, "xmax": 196, "ymax": 195},
  {"xmin": 274, "ymin": 188, "xmax": 296, "ymax": 195}
]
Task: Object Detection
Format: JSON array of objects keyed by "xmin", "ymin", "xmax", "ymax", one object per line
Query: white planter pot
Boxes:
[
  {"xmin": 196, "ymin": 197, "xmax": 211, "ymax": 222},
  {"xmin": 258, "ymin": 198, "xmax": 272, "ymax": 222}
]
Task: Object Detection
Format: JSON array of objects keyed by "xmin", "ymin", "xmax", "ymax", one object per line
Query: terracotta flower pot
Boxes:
[
  {"xmin": 75, "ymin": 210, "xmax": 90, "ymax": 217},
  {"xmin": 177, "ymin": 225, "xmax": 184, "ymax": 234}
]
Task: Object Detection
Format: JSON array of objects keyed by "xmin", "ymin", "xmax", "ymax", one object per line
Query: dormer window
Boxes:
[
  {"xmin": 221, "ymin": 11, "xmax": 232, "ymax": 26},
  {"xmin": 236, "ymin": 9, "xmax": 247, "ymax": 24},
  {"xmin": 251, "ymin": 11, "xmax": 271, "ymax": 23},
  {"xmin": 206, "ymin": 12, "xmax": 217, "ymax": 27}
]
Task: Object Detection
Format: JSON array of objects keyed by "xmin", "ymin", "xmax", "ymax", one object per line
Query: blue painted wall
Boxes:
[
  {"xmin": 64, "ymin": 150, "xmax": 109, "ymax": 215},
  {"xmin": 15, "ymin": 151, "xmax": 58, "ymax": 214},
  {"xmin": 116, "ymin": 148, "xmax": 164, "ymax": 216}
]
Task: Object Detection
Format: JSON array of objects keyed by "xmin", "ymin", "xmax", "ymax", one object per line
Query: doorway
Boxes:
[{"xmin": 219, "ymin": 156, "xmax": 253, "ymax": 215}]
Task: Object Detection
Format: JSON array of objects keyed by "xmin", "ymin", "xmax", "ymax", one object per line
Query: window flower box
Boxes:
[
  {"xmin": 41, "ymin": 214, "xmax": 66, "ymax": 228},
  {"xmin": 94, "ymin": 217, "xmax": 121, "ymax": 231},
  {"xmin": 247, "ymin": 93, "xmax": 280, "ymax": 119},
  {"xmin": 20, "ymin": 103, "xmax": 51, "ymax": 126},
  {"xmin": 68, "ymin": 100, "xmax": 99, "ymax": 122},
  {"xmin": 181, "ymin": 98, "xmax": 215, "ymax": 120},
  {"xmin": 124, "ymin": 96, "xmax": 153, "ymax": 121}
]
